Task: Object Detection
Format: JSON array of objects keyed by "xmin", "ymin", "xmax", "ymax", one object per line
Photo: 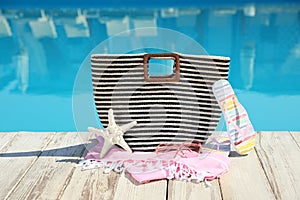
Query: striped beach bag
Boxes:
[{"xmin": 91, "ymin": 53, "xmax": 230, "ymax": 151}]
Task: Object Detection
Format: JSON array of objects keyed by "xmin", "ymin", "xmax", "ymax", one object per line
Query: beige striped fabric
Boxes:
[{"xmin": 91, "ymin": 53, "xmax": 230, "ymax": 151}]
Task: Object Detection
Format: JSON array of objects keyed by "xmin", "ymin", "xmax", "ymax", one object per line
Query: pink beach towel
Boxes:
[{"xmin": 79, "ymin": 135, "xmax": 230, "ymax": 184}]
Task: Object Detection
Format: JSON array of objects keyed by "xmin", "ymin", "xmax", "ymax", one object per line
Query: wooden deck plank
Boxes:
[
  {"xmin": 290, "ymin": 131, "xmax": 300, "ymax": 147},
  {"xmin": 0, "ymin": 132, "xmax": 299, "ymax": 200},
  {"xmin": 219, "ymin": 150, "xmax": 275, "ymax": 200},
  {"xmin": 0, "ymin": 132, "xmax": 54, "ymax": 200},
  {"xmin": 60, "ymin": 168, "xmax": 119, "ymax": 200},
  {"xmin": 60, "ymin": 134, "xmax": 121, "ymax": 200},
  {"xmin": 113, "ymin": 176, "xmax": 167, "ymax": 200},
  {"xmin": 168, "ymin": 180, "xmax": 222, "ymax": 200},
  {"xmin": 0, "ymin": 132, "xmax": 16, "ymax": 151},
  {"xmin": 255, "ymin": 132, "xmax": 300, "ymax": 200},
  {"xmin": 5, "ymin": 132, "xmax": 90, "ymax": 200}
]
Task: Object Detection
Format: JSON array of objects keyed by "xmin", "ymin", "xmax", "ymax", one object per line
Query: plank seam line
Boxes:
[
  {"xmin": 289, "ymin": 131, "xmax": 300, "ymax": 150},
  {"xmin": 0, "ymin": 133, "xmax": 17, "ymax": 152},
  {"xmin": 108, "ymin": 171, "xmax": 120, "ymax": 200},
  {"xmin": 217, "ymin": 179, "xmax": 224, "ymax": 200},
  {"xmin": 254, "ymin": 132, "xmax": 280, "ymax": 200},
  {"xmin": 166, "ymin": 180, "xmax": 169, "ymax": 200},
  {"xmin": 57, "ymin": 132, "xmax": 94, "ymax": 199},
  {"xmin": 4, "ymin": 132, "xmax": 56, "ymax": 200},
  {"xmin": 56, "ymin": 167, "xmax": 77, "ymax": 200},
  {"xmin": 254, "ymin": 147, "xmax": 279, "ymax": 200},
  {"xmin": 56, "ymin": 145, "xmax": 88, "ymax": 199}
]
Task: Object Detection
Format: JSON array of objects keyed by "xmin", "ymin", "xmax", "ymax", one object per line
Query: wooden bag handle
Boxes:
[{"xmin": 143, "ymin": 53, "xmax": 180, "ymax": 82}]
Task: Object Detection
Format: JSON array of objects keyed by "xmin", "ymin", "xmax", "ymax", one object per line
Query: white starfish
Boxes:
[{"xmin": 88, "ymin": 109, "xmax": 137, "ymax": 158}]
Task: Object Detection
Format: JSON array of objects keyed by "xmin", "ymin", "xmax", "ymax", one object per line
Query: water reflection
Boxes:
[{"xmin": 0, "ymin": 5, "xmax": 300, "ymax": 131}]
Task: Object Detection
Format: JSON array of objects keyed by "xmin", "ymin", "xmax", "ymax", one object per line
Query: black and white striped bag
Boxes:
[{"xmin": 91, "ymin": 53, "xmax": 230, "ymax": 151}]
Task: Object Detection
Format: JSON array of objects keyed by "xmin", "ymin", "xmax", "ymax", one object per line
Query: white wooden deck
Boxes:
[{"xmin": 0, "ymin": 132, "xmax": 299, "ymax": 200}]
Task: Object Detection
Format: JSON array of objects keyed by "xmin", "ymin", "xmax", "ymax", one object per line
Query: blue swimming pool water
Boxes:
[{"xmin": 0, "ymin": 3, "xmax": 300, "ymax": 131}]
